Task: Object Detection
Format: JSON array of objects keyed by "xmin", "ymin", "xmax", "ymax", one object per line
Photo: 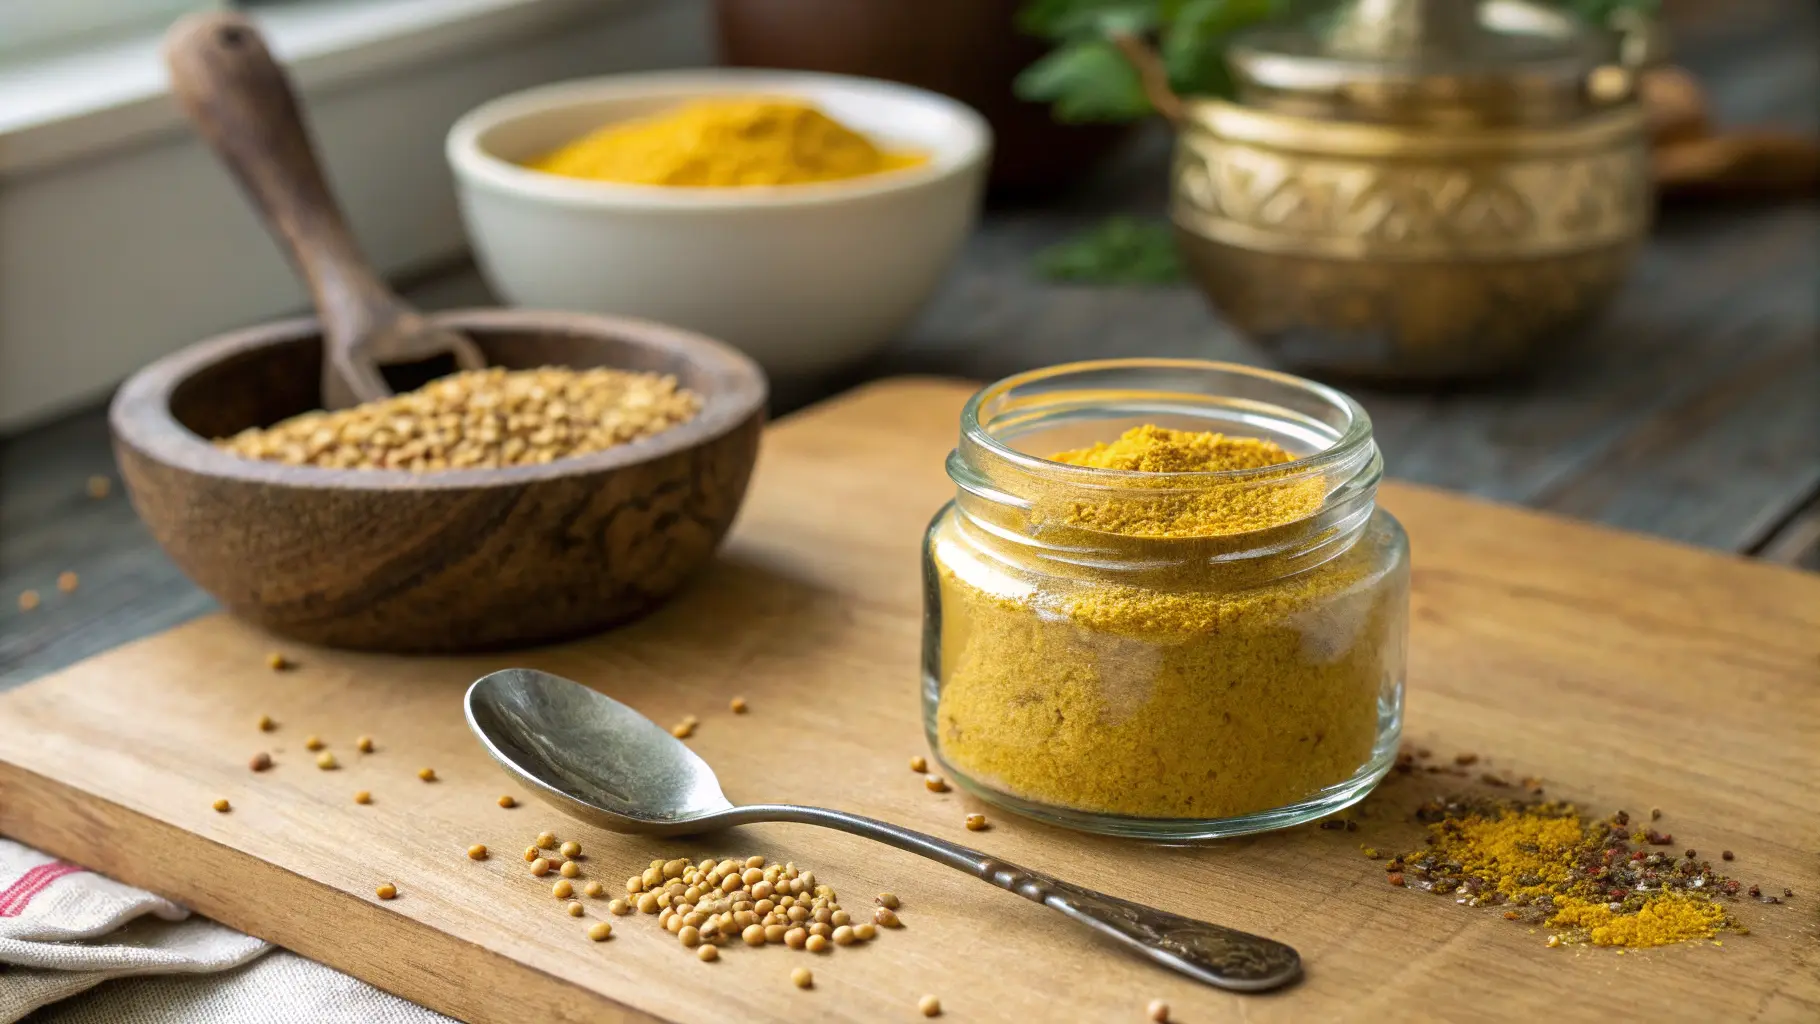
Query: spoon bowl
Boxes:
[{"xmin": 465, "ymin": 668, "xmax": 1305, "ymax": 993}]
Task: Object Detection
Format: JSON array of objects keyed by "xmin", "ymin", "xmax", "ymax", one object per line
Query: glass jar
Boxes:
[{"xmin": 922, "ymin": 359, "xmax": 1408, "ymax": 839}]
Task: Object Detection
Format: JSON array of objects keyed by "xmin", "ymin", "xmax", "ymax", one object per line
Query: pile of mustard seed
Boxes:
[
  {"xmin": 217, "ymin": 366, "xmax": 701, "ymax": 471},
  {"xmin": 625, "ymin": 855, "xmax": 893, "ymax": 959}
]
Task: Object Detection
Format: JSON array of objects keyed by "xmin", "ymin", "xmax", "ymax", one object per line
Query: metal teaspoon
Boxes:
[{"xmin": 464, "ymin": 668, "xmax": 1302, "ymax": 992}]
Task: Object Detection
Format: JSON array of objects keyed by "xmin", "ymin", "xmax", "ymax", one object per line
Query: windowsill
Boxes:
[{"xmin": 0, "ymin": 0, "xmax": 626, "ymax": 178}]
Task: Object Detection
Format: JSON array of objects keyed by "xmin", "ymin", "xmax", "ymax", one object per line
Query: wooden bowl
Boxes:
[{"xmin": 110, "ymin": 309, "xmax": 767, "ymax": 652}]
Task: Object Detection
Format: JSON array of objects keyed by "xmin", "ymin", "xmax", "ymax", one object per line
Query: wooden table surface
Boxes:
[{"xmin": 2, "ymin": 0, "xmax": 1816, "ymax": 691}]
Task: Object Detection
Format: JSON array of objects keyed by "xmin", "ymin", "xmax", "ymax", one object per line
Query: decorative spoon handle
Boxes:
[{"xmin": 731, "ymin": 803, "xmax": 1302, "ymax": 992}]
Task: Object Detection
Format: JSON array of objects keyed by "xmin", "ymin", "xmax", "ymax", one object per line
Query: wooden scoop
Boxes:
[{"xmin": 164, "ymin": 13, "xmax": 485, "ymax": 410}]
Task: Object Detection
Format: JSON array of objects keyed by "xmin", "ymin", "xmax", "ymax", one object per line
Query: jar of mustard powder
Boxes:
[{"xmin": 923, "ymin": 359, "xmax": 1408, "ymax": 839}]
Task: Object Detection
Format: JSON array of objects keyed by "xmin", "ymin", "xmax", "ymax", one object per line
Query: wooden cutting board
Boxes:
[{"xmin": 1, "ymin": 378, "xmax": 1816, "ymax": 1023}]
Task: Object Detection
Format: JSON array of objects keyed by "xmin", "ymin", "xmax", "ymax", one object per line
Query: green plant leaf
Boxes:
[
  {"xmin": 1163, "ymin": 0, "xmax": 1282, "ymax": 96},
  {"xmin": 1034, "ymin": 217, "xmax": 1184, "ymax": 285},
  {"xmin": 1014, "ymin": 39, "xmax": 1153, "ymax": 123},
  {"xmin": 1017, "ymin": 0, "xmax": 1157, "ymax": 40}
]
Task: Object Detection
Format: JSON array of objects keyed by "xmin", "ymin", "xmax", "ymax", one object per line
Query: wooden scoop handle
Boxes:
[{"xmin": 163, "ymin": 12, "xmax": 482, "ymax": 408}]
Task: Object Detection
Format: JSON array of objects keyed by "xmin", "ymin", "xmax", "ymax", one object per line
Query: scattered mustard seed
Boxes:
[
  {"xmin": 920, "ymin": 995, "xmax": 943, "ymax": 1017},
  {"xmin": 256, "ymin": 714, "xmax": 275, "ymax": 732},
  {"xmin": 832, "ymin": 925, "xmax": 855, "ymax": 945},
  {"xmin": 316, "ymin": 752, "xmax": 338, "ymax": 770},
  {"xmin": 212, "ymin": 798, "xmax": 231, "ymax": 813},
  {"xmin": 497, "ymin": 795, "xmax": 517, "ymax": 809},
  {"xmin": 304, "ymin": 735, "xmax": 325, "ymax": 752},
  {"xmin": 697, "ymin": 943, "xmax": 718, "ymax": 962},
  {"xmin": 637, "ymin": 893, "xmax": 659, "ymax": 913},
  {"xmin": 743, "ymin": 924, "xmax": 766, "ymax": 946},
  {"xmin": 609, "ymin": 898, "xmax": 631, "ymax": 915},
  {"xmin": 267, "ymin": 652, "xmax": 293, "ymax": 671},
  {"xmin": 909, "ymin": 755, "xmax": 927, "ymax": 773},
  {"xmin": 417, "ymin": 767, "xmax": 436, "ymax": 782},
  {"xmin": 671, "ymin": 721, "xmax": 696, "ymax": 739},
  {"xmin": 874, "ymin": 906, "xmax": 901, "ymax": 928},
  {"xmin": 376, "ymin": 883, "xmax": 397, "ymax": 900},
  {"xmin": 56, "ymin": 572, "xmax": 79, "ymax": 594},
  {"xmin": 16, "ymin": 590, "xmax": 38, "ymax": 613},
  {"xmin": 560, "ymin": 840, "xmax": 581, "ymax": 859},
  {"xmin": 805, "ymin": 934, "xmax": 829, "ymax": 953},
  {"xmin": 965, "ymin": 813, "xmax": 988, "ymax": 831},
  {"xmin": 853, "ymin": 922, "xmax": 877, "ymax": 941},
  {"xmin": 355, "ymin": 735, "xmax": 374, "ymax": 753},
  {"xmin": 524, "ymin": 846, "xmax": 540, "ymax": 862},
  {"xmin": 468, "ymin": 844, "xmax": 488, "ymax": 861},
  {"xmin": 531, "ymin": 858, "xmax": 553, "ymax": 877},
  {"xmin": 248, "ymin": 752, "xmax": 272, "ymax": 772},
  {"xmin": 730, "ymin": 696, "xmax": 748, "ymax": 714},
  {"xmin": 785, "ymin": 926, "xmax": 808, "ymax": 949},
  {"xmin": 536, "ymin": 831, "xmax": 557, "ymax": 850},
  {"xmin": 87, "ymin": 475, "xmax": 111, "ymax": 499},
  {"xmin": 876, "ymin": 892, "xmax": 900, "ymax": 909},
  {"xmin": 560, "ymin": 860, "xmax": 581, "ymax": 879},
  {"xmin": 1148, "ymin": 998, "xmax": 1170, "ymax": 1022},
  {"xmin": 589, "ymin": 921, "xmax": 613, "ymax": 941},
  {"xmin": 553, "ymin": 879, "xmax": 574, "ymax": 899},
  {"xmin": 584, "ymin": 880, "xmax": 605, "ymax": 898},
  {"xmin": 924, "ymin": 774, "xmax": 949, "ymax": 793},
  {"xmin": 354, "ymin": 791, "xmax": 372, "ymax": 805},
  {"xmin": 792, "ymin": 966, "xmax": 814, "ymax": 988},
  {"xmin": 568, "ymin": 901, "xmax": 585, "ymax": 917}
]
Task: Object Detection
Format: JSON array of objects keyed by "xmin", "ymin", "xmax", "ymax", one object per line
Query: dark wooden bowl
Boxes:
[{"xmin": 110, "ymin": 309, "xmax": 767, "ymax": 652}]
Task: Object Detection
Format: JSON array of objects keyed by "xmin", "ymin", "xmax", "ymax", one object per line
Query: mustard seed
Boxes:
[
  {"xmin": 376, "ymin": 883, "xmax": 397, "ymax": 900},
  {"xmin": 568, "ymin": 901, "xmax": 585, "ymax": 917},
  {"xmin": 355, "ymin": 735, "xmax": 374, "ymax": 753},
  {"xmin": 497, "ymin": 795, "xmax": 517, "ymax": 808},
  {"xmin": 553, "ymin": 879, "xmax": 574, "ymax": 899},
  {"xmin": 316, "ymin": 752, "xmax": 338, "ymax": 770},
  {"xmin": 524, "ymin": 846, "xmax": 540, "ymax": 862},
  {"xmin": 417, "ymin": 767, "xmax": 436, "ymax": 782},
  {"xmin": 853, "ymin": 922, "xmax": 877, "ymax": 941},
  {"xmin": 626, "ymin": 876, "xmax": 644, "ymax": 893},
  {"xmin": 697, "ymin": 944, "xmax": 718, "ymax": 962},
  {"xmin": 266, "ymin": 652, "xmax": 292, "ymax": 671},
  {"xmin": 212, "ymin": 798, "xmax": 231, "ymax": 812},
  {"xmin": 354, "ymin": 791, "xmax": 372, "ymax": 805},
  {"xmin": 876, "ymin": 892, "xmax": 900, "ymax": 909},
  {"xmin": 584, "ymin": 880, "xmax": 605, "ymax": 898},
  {"xmin": 738, "ymin": 923, "xmax": 763, "ymax": 946},
  {"xmin": 468, "ymin": 844, "xmax": 488, "ymax": 861},
  {"xmin": 792, "ymin": 966, "xmax": 814, "ymax": 988},
  {"xmin": 832, "ymin": 925, "xmax": 855, "ymax": 945},
  {"xmin": 531, "ymin": 858, "xmax": 553, "ymax": 877},
  {"xmin": 87, "ymin": 475, "xmax": 111, "ymax": 499},
  {"xmin": 559, "ymin": 860, "xmax": 580, "ymax": 879},
  {"xmin": 589, "ymin": 921, "xmax": 612, "ymax": 941},
  {"xmin": 765, "ymin": 923, "xmax": 787, "ymax": 943},
  {"xmin": 304, "ymin": 735, "xmax": 325, "ymax": 751},
  {"xmin": 730, "ymin": 696, "xmax": 748, "ymax": 714},
  {"xmin": 609, "ymin": 898, "xmax": 631, "ymax": 915},
  {"xmin": 965, "ymin": 813, "xmax": 988, "ymax": 831},
  {"xmin": 784, "ymin": 926, "xmax": 807, "ymax": 948},
  {"xmin": 924, "ymin": 774, "xmax": 948, "ymax": 793},
  {"xmin": 805, "ymin": 935, "xmax": 829, "ymax": 954},
  {"xmin": 637, "ymin": 893, "xmax": 659, "ymax": 914},
  {"xmin": 256, "ymin": 714, "xmax": 275, "ymax": 732},
  {"xmin": 559, "ymin": 841, "xmax": 581, "ymax": 859},
  {"xmin": 919, "ymin": 995, "xmax": 942, "ymax": 1017},
  {"xmin": 909, "ymin": 755, "xmax": 927, "ymax": 773},
  {"xmin": 248, "ymin": 752, "xmax": 272, "ymax": 772},
  {"xmin": 1147, "ymin": 999, "xmax": 1169, "ymax": 1022},
  {"xmin": 57, "ymin": 572, "xmax": 79, "ymax": 594},
  {"xmin": 536, "ymin": 832, "xmax": 557, "ymax": 849},
  {"xmin": 874, "ymin": 906, "xmax": 901, "ymax": 928},
  {"xmin": 16, "ymin": 590, "xmax": 38, "ymax": 612},
  {"xmin": 671, "ymin": 721, "xmax": 695, "ymax": 739},
  {"xmin": 830, "ymin": 909, "xmax": 850, "ymax": 927},
  {"xmin": 679, "ymin": 924, "xmax": 701, "ymax": 947}
]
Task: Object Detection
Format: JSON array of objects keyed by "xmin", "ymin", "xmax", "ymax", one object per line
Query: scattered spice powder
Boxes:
[
  {"xmin": 1395, "ymin": 795, "xmax": 1746, "ymax": 948},
  {"xmin": 931, "ymin": 423, "xmax": 1404, "ymax": 821},
  {"xmin": 218, "ymin": 366, "xmax": 701, "ymax": 472}
]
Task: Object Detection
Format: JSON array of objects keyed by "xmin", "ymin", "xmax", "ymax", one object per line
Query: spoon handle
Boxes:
[{"xmin": 733, "ymin": 804, "xmax": 1301, "ymax": 992}]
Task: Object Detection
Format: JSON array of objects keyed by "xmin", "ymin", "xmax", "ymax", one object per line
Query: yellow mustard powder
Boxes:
[
  {"xmin": 528, "ymin": 98, "xmax": 926, "ymax": 187},
  {"xmin": 932, "ymin": 425, "xmax": 1404, "ymax": 820}
]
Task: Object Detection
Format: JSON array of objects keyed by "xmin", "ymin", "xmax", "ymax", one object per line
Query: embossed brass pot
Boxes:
[{"xmin": 1135, "ymin": 0, "xmax": 1654, "ymax": 381}]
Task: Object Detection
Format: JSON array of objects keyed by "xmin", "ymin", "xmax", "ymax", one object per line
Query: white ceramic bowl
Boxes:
[{"xmin": 447, "ymin": 69, "xmax": 991, "ymax": 379}]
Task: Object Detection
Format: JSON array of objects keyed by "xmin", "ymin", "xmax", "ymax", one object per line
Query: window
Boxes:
[{"xmin": 0, "ymin": 0, "xmax": 224, "ymax": 62}]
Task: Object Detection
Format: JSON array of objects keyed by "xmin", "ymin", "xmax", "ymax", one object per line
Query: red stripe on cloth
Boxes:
[{"xmin": 0, "ymin": 862, "xmax": 85, "ymax": 917}]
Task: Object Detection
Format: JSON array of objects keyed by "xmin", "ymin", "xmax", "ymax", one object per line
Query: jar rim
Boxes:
[{"xmin": 959, "ymin": 358, "xmax": 1375, "ymax": 482}]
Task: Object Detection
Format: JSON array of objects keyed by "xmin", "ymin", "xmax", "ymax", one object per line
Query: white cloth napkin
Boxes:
[{"xmin": 0, "ymin": 839, "xmax": 450, "ymax": 1024}]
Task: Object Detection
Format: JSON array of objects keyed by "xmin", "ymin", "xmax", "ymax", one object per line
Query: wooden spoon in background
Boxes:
[
  {"xmin": 164, "ymin": 13, "xmax": 486, "ymax": 410},
  {"xmin": 1640, "ymin": 64, "xmax": 1820, "ymax": 199}
]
